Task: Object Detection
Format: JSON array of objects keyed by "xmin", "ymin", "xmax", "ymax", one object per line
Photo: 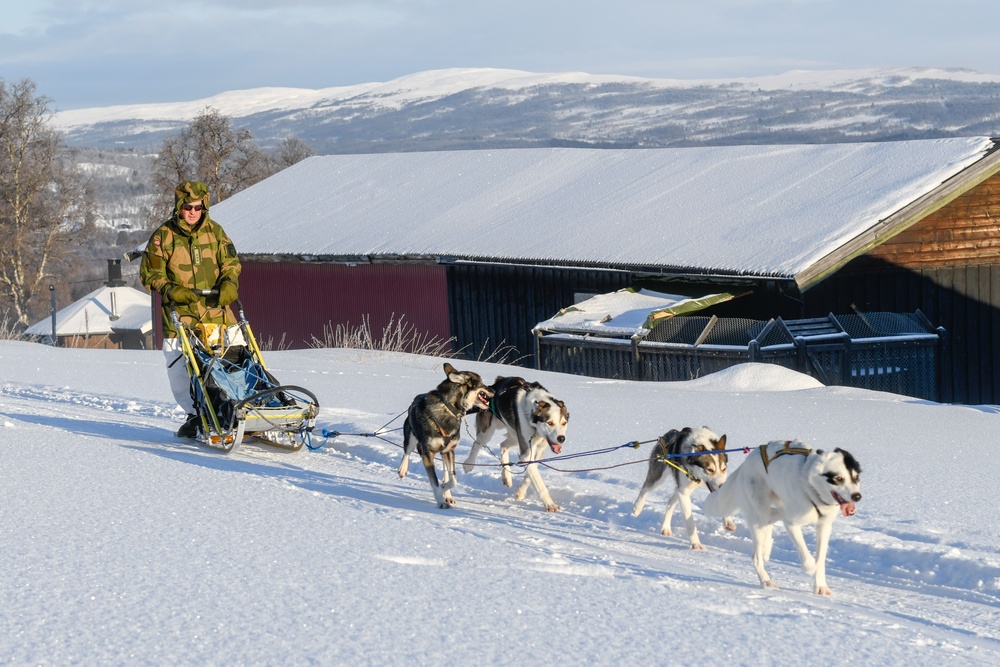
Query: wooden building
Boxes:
[
  {"xmin": 27, "ymin": 260, "xmax": 153, "ymax": 350},
  {"xmin": 201, "ymin": 139, "xmax": 1000, "ymax": 404}
]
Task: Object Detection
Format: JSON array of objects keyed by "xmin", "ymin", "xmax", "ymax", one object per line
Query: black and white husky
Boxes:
[
  {"xmin": 462, "ymin": 376, "xmax": 569, "ymax": 512},
  {"xmin": 398, "ymin": 363, "xmax": 494, "ymax": 509},
  {"xmin": 702, "ymin": 440, "xmax": 862, "ymax": 595},
  {"xmin": 631, "ymin": 427, "xmax": 735, "ymax": 549}
]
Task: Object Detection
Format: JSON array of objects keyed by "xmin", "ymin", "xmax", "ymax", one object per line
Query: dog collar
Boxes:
[{"xmin": 759, "ymin": 440, "xmax": 811, "ymax": 473}]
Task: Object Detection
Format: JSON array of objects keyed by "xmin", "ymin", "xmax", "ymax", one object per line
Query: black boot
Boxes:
[{"xmin": 177, "ymin": 413, "xmax": 200, "ymax": 438}]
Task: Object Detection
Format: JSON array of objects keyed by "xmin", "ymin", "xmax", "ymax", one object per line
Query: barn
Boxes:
[{"xmin": 201, "ymin": 138, "xmax": 1000, "ymax": 405}]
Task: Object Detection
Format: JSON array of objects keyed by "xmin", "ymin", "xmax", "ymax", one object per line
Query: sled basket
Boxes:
[
  {"xmin": 169, "ymin": 296, "xmax": 319, "ymax": 453},
  {"xmin": 193, "ymin": 345, "xmax": 319, "ymax": 452}
]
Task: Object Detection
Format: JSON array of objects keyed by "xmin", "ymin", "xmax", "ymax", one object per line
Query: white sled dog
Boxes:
[
  {"xmin": 702, "ymin": 440, "xmax": 862, "ymax": 595},
  {"xmin": 398, "ymin": 363, "xmax": 494, "ymax": 509},
  {"xmin": 631, "ymin": 426, "xmax": 735, "ymax": 549},
  {"xmin": 462, "ymin": 376, "xmax": 569, "ymax": 512}
]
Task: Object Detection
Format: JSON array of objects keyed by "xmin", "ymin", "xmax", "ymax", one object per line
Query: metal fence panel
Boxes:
[{"xmin": 536, "ymin": 311, "xmax": 942, "ymax": 399}]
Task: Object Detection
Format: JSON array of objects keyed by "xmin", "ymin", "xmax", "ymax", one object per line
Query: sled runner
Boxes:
[{"xmin": 169, "ymin": 293, "xmax": 319, "ymax": 453}]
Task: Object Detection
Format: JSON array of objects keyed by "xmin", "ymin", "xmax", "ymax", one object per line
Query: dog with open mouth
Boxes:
[
  {"xmin": 703, "ymin": 439, "xmax": 862, "ymax": 595},
  {"xmin": 463, "ymin": 376, "xmax": 569, "ymax": 511},
  {"xmin": 398, "ymin": 363, "xmax": 494, "ymax": 509}
]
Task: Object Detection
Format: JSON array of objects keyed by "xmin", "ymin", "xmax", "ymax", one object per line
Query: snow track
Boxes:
[{"xmin": 3, "ymin": 344, "xmax": 1000, "ymax": 665}]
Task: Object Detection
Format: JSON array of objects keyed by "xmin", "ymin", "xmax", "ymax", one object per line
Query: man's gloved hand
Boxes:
[
  {"xmin": 218, "ymin": 279, "xmax": 239, "ymax": 307},
  {"xmin": 166, "ymin": 285, "xmax": 199, "ymax": 305}
]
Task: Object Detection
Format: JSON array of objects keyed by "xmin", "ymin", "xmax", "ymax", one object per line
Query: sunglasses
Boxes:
[{"xmin": 181, "ymin": 203, "xmax": 204, "ymax": 212}]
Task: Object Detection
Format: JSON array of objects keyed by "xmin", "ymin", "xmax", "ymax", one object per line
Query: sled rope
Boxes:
[
  {"xmin": 500, "ymin": 441, "xmax": 753, "ymax": 475},
  {"xmin": 316, "ymin": 410, "xmax": 407, "ymax": 450},
  {"xmin": 315, "ymin": 412, "xmax": 752, "ymax": 477}
]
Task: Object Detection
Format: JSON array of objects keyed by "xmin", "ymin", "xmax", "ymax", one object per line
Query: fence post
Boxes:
[
  {"xmin": 840, "ymin": 333, "xmax": 852, "ymax": 387},
  {"xmin": 794, "ymin": 336, "xmax": 807, "ymax": 374}
]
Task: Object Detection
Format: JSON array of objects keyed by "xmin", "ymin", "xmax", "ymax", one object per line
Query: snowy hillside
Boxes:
[
  {"xmin": 2, "ymin": 341, "xmax": 1000, "ymax": 664},
  {"xmin": 51, "ymin": 67, "xmax": 1000, "ymax": 152}
]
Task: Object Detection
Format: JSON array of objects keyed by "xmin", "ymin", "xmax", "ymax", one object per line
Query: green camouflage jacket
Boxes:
[{"xmin": 140, "ymin": 185, "xmax": 242, "ymax": 338}]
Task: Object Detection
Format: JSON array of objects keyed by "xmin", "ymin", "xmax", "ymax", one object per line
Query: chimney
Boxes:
[{"xmin": 106, "ymin": 259, "xmax": 126, "ymax": 287}]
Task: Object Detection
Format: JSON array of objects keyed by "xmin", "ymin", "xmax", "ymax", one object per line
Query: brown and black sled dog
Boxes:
[{"xmin": 398, "ymin": 363, "xmax": 494, "ymax": 509}]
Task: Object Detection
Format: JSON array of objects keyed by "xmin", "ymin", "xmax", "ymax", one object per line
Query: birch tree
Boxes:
[{"xmin": 0, "ymin": 78, "xmax": 85, "ymax": 327}]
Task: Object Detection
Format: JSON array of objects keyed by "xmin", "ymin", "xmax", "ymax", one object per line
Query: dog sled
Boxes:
[{"xmin": 169, "ymin": 292, "xmax": 319, "ymax": 453}]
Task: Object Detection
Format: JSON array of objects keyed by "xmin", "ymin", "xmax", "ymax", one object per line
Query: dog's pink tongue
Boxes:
[
  {"xmin": 840, "ymin": 501, "xmax": 856, "ymax": 517},
  {"xmin": 550, "ymin": 441, "xmax": 562, "ymax": 454}
]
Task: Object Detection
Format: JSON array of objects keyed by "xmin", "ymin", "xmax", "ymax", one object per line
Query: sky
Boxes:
[
  {"xmin": 2, "ymin": 341, "xmax": 1000, "ymax": 664},
  {"xmin": 3, "ymin": 0, "xmax": 1000, "ymax": 111}
]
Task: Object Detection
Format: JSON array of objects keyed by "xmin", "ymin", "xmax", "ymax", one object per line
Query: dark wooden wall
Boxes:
[{"xmin": 447, "ymin": 263, "xmax": 633, "ymax": 365}]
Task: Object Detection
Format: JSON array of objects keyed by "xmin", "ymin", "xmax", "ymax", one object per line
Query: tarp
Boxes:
[{"xmin": 534, "ymin": 288, "xmax": 736, "ymax": 336}]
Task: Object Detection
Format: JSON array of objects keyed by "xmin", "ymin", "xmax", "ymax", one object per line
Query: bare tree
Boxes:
[
  {"xmin": 150, "ymin": 106, "xmax": 271, "ymax": 210},
  {"xmin": 0, "ymin": 78, "xmax": 87, "ymax": 327},
  {"xmin": 273, "ymin": 136, "xmax": 315, "ymax": 170}
]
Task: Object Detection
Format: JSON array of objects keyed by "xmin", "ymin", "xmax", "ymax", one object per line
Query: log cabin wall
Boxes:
[{"xmin": 808, "ymin": 172, "xmax": 1000, "ymax": 404}]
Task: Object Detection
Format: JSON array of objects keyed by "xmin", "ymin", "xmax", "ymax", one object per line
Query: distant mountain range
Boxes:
[{"xmin": 53, "ymin": 67, "xmax": 1000, "ymax": 153}]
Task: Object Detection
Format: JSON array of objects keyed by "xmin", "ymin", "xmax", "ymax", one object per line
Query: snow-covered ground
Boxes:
[{"xmin": 2, "ymin": 341, "xmax": 999, "ymax": 665}]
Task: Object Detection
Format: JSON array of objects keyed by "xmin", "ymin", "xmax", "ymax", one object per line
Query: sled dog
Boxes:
[
  {"xmin": 702, "ymin": 440, "xmax": 862, "ymax": 595},
  {"xmin": 462, "ymin": 376, "xmax": 569, "ymax": 512},
  {"xmin": 630, "ymin": 426, "xmax": 734, "ymax": 549},
  {"xmin": 398, "ymin": 363, "xmax": 494, "ymax": 509}
]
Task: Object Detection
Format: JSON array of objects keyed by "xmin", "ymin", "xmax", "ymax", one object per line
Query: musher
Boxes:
[{"xmin": 140, "ymin": 181, "xmax": 242, "ymax": 437}]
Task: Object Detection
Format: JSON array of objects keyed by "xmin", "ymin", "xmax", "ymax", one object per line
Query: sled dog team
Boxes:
[{"xmin": 398, "ymin": 363, "xmax": 863, "ymax": 595}]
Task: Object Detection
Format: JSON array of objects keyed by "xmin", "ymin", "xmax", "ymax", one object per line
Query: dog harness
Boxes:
[
  {"xmin": 759, "ymin": 440, "xmax": 811, "ymax": 472},
  {"xmin": 655, "ymin": 437, "xmax": 700, "ymax": 482}
]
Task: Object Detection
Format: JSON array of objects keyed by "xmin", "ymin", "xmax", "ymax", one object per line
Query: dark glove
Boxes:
[
  {"xmin": 166, "ymin": 285, "xmax": 198, "ymax": 305},
  {"xmin": 218, "ymin": 280, "xmax": 239, "ymax": 307}
]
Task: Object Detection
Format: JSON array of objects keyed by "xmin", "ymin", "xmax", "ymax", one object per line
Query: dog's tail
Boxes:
[{"xmin": 701, "ymin": 467, "xmax": 740, "ymax": 518}]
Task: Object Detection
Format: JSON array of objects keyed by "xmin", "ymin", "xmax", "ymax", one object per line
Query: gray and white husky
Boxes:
[
  {"xmin": 702, "ymin": 440, "xmax": 862, "ymax": 595},
  {"xmin": 631, "ymin": 426, "xmax": 735, "ymax": 549},
  {"xmin": 462, "ymin": 376, "xmax": 569, "ymax": 512},
  {"xmin": 398, "ymin": 363, "xmax": 494, "ymax": 509}
]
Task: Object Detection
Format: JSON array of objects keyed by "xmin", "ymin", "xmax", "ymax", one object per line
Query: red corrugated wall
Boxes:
[{"xmin": 236, "ymin": 260, "xmax": 451, "ymax": 350}]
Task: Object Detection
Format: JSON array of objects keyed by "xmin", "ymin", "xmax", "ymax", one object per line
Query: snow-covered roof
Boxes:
[
  {"xmin": 534, "ymin": 288, "xmax": 735, "ymax": 336},
  {"xmin": 212, "ymin": 138, "xmax": 998, "ymax": 284},
  {"xmin": 25, "ymin": 285, "xmax": 151, "ymax": 337}
]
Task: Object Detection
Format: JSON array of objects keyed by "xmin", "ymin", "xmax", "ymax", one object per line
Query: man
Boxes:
[{"xmin": 140, "ymin": 181, "xmax": 242, "ymax": 437}]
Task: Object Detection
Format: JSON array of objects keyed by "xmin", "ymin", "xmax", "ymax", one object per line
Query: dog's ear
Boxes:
[
  {"xmin": 716, "ymin": 434, "xmax": 727, "ymax": 449},
  {"xmin": 444, "ymin": 363, "xmax": 467, "ymax": 384},
  {"xmin": 834, "ymin": 447, "xmax": 862, "ymax": 474},
  {"xmin": 694, "ymin": 444, "xmax": 707, "ymax": 452}
]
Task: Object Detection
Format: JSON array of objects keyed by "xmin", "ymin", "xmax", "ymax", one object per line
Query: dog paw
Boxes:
[
  {"xmin": 502, "ymin": 475, "xmax": 513, "ymax": 488},
  {"xmin": 660, "ymin": 528, "xmax": 673, "ymax": 537},
  {"xmin": 762, "ymin": 580, "xmax": 779, "ymax": 589},
  {"xmin": 814, "ymin": 585, "xmax": 832, "ymax": 596},
  {"xmin": 723, "ymin": 517, "xmax": 736, "ymax": 532},
  {"xmin": 545, "ymin": 504, "xmax": 561, "ymax": 512},
  {"xmin": 689, "ymin": 542, "xmax": 705, "ymax": 550}
]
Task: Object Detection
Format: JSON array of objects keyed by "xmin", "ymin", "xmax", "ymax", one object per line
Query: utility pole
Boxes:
[{"xmin": 49, "ymin": 285, "xmax": 57, "ymax": 347}]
